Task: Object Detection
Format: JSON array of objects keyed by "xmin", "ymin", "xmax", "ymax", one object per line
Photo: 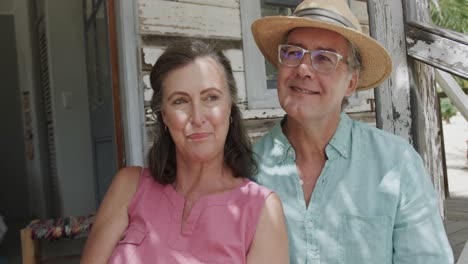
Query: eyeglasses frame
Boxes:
[{"xmin": 278, "ymin": 44, "xmax": 348, "ymax": 74}]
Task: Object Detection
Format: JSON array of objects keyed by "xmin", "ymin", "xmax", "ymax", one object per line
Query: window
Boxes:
[{"xmin": 240, "ymin": 0, "xmax": 300, "ymax": 109}]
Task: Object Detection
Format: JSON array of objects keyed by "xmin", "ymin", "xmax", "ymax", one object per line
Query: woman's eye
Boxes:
[
  {"xmin": 207, "ymin": 95, "xmax": 219, "ymax": 101},
  {"xmin": 172, "ymin": 98, "xmax": 187, "ymax": 105}
]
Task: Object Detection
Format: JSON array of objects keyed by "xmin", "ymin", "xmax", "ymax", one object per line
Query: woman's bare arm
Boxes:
[
  {"xmin": 247, "ymin": 193, "xmax": 289, "ymax": 264},
  {"xmin": 81, "ymin": 166, "xmax": 141, "ymax": 263}
]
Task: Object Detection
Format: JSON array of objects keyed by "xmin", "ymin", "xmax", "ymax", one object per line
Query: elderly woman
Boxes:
[{"xmin": 81, "ymin": 40, "xmax": 288, "ymax": 263}]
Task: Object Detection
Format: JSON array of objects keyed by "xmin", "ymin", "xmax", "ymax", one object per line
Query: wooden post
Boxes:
[
  {"xmin": 367, "ymin": 0, "xmax": 446, "ymax": 216},
  {"xmin": 20, "ymin": 228, "xmax": 40, "ymax": 264},
  {"xmin": 405, "ymin": 0, "xmax": 446, "ymax": 217}
]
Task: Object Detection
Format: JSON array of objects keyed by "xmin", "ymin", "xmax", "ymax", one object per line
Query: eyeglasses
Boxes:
[{"xmin": 278, "ymin": 44, "xmax": 347, "ymax": 74}]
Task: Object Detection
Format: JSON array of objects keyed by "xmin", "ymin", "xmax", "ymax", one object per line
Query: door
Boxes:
[{"xmin": 84, "ymin": 0, "xmax": 125, "ymax": 204}]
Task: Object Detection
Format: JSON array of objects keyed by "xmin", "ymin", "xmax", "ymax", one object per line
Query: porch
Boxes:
[{"xmin": 446, "ymin": 198, "xmax": 468, "ymax": 262}]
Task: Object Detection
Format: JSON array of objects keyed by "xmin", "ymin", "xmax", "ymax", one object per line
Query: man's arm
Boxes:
[{"xmin": 393, "ymin": 148, "xmax": 454, "ymax": 264}]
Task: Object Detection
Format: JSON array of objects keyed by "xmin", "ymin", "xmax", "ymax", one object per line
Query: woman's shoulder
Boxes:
[
  {"xmin": 113, "ymin": 166, "xmax": 143, "ymax": 187},
  {"xmin": 241, "ymin": 179, "xmax": 275, "ymax": 201}
]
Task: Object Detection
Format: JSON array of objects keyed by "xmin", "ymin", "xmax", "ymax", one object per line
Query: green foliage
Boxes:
[
  {"xmin": 440, "ymin": 97, "xmax": 458, "ymax": 123},
  {"xmin": 430, "ymin": 0, "xmax": 468, "ymax": 33}
]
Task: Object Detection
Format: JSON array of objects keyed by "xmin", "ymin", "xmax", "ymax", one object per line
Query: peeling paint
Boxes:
[{"xmin": 139, "ymin": 0, "xmax": 241, "ymax": 39}]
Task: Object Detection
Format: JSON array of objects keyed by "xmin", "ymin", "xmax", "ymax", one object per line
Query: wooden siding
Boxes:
[
  {"xmin": 138, "ymin": 0, "xmax": 379, "ymax": 143},
  {"xmin": 138, "ymin": 0, "xmax": 241, "ymax": 40}
]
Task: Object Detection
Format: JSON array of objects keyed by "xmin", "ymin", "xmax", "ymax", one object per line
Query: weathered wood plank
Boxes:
[
  {"xmin": 142, "ymin": 46, "xmax": 244, "ymax": 72},
  {"xmin": 350, "ymin": 0, "xmax": 369, "ymax": 25},
  {"xmin": 138, "ymin": 0, "xmax": 241, "ymax": 40},
  {"xmin": 447, "ymin": 220, "xmax": 468, "ymax": 234},
  {"xmin": 168, "ymin": 0, "xmax": 239, "ymax": 9},
  {"xmin": 367, "ymin": 0, "xmax": 412, "ymax": 142},
  {"xmin": 406, "ymin": 23, "xmax": 468, "ymax": 80}
]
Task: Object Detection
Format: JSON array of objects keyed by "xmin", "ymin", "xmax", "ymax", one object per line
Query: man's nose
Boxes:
[{"xmin": 296, "ymin": 54, "xmax": 316, "ymax": 79}]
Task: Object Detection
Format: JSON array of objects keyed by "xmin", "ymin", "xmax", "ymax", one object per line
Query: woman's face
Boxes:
[{"xmin": 161, "ymin": 56, "xmax": 232, "ymax": 163}]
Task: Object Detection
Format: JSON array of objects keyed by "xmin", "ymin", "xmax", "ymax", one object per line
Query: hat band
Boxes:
[{"xmin": 294, "ymin": 8, "xmax": 356, "ymax": 30}]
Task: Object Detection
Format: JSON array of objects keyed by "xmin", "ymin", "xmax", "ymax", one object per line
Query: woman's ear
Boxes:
[{"xmin": 160, "ymin": 109, "xmax": 167, "ymax": 126}]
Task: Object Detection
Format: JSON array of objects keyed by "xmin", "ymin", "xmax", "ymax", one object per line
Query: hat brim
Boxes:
[{"xmin": 252, "ymin": 16, "xmax": 392, "ymax": 91}]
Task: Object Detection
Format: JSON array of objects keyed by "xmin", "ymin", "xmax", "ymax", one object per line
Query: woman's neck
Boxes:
[{"xmin": 173, "ymin": 156, "xmax": 238, "ymax": 199}]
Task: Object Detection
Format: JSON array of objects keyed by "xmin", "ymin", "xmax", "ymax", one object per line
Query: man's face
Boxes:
[{"xmin": 277, "ymin": 27, "xmax": 358, "ymax": 121}]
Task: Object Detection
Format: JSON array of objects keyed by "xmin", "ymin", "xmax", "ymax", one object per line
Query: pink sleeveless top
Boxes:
[{"xmin": 108, "ymin": 168, "xmax": 272, "ymax": 263}]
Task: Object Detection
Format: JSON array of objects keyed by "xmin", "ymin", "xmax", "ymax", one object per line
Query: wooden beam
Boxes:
[
  {"xmin": 436, "ymin": 70, "xmax": 468, "ymax": 121},
  {"xmin": 406, "ymin": 22, "xmax": 468, "ymax": 80}
]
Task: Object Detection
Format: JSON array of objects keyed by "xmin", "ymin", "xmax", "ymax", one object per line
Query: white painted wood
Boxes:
[
  {"xmin": 436, "ymin": 70, "xmax": 468, "ymax": 122},
  {"xmin": 240, "ymin": 0, "xmax": 280, "ymax": 109},
  {"xmin": 142, "ymin": 46, "xmax": 244, "ymax": 72},
  {"xmin": 138, "ymin": 0, "xmax": 241, "ymax": 40},
  {"xmin": 350, "ymin": 0, "xmax": 369, "ymax": 25},
  {"xmin": 367, "ymin": 0, "xmax": 413, "ymax": 142},
  {"xmin": 116, "ymin": 0, "xmax": 145, "ymax": 166},
  {"xmin": 406, "ymin": 26, "xmax": 468, "ymax": 80},
  {"xmin": 241, "ymin": 108, "xmax": 285, "ymax": 120},
  {"xmin": 169, "ymin": 0, "xmax": 239, "ymax": 9}
]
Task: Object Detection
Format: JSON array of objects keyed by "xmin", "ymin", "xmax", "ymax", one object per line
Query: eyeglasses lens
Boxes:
[{"xmin": 279, "ymin": 45, "xmax": 340, "ymax": 74}]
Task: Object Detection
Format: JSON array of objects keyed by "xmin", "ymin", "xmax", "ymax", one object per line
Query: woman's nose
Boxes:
[{"xmin": 190, "ymin": 103, "xmax": 205, "ymax": 127}]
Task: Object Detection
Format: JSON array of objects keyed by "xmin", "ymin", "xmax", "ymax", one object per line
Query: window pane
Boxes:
[{"xmin": 261, "ymin": 0, "xmax": 298, "ymax": 89}]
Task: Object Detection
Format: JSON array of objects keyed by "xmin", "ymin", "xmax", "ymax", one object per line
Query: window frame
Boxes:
[{"xmin": 240, "ymin": 0, "xmax": 280, "ymax": 109}]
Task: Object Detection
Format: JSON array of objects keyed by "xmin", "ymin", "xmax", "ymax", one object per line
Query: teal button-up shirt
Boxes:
[{"xmin": 252, "ymin": 113, "xmax": 453, "ymax": 264}]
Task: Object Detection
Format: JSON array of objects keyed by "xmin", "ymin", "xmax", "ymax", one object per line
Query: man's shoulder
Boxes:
[
  {"xmin": 253, "ymin": 123, "xmax": 282, "ymax": 155},
  {"xmin": 351, "ymin": 119, "xmax": 411, "ymax": 149}
]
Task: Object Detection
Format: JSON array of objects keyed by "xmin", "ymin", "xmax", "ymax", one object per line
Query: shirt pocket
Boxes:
[
  {"xmin": 339, "ymin": 214, "xmax": 392, "ymax": 263},
  {"xmin": 110, "ymin": 224, "xmax": 149, "ymax": 263},
  {"xmin": 118, "ymin": 224, "xmax": 148, "ymax": 245}
]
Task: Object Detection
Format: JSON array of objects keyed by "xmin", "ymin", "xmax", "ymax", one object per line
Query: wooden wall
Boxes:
[{"xmin": 137, "ymin": 0, "xmax": 378, "ymax": 144}]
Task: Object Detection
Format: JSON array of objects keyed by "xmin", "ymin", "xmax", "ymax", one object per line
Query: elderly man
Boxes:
[{"xmin": 251, "ymin": 0, "xmax": 454, "ymax": 263}]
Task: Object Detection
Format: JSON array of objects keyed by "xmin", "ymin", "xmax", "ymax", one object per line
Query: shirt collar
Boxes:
[
  {"xmin": 270, "ymin": 113, "xmax": 353, "ymax": 162},
  {"xmin": 327, "ymin": 112, "xmax": 353, "ymax": 159}
]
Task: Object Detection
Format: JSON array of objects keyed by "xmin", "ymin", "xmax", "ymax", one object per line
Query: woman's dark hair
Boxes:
[{"xmin": 148, "ymin": 39, "xmax": 257, "ymax": 184}]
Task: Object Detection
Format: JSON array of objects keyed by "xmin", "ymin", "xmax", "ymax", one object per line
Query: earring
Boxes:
[
  {"xmin": 164, "ymin": 125, "xmax": 168, "ymax": 132},
  {"xmin": 230, "ymin": 116, "xmax": 233, "ymax": 124}
]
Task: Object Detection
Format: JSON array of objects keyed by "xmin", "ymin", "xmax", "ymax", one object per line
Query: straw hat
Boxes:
[{"xmin": 251, "ymin": 0, "xmax": 392, "ymax": 90}]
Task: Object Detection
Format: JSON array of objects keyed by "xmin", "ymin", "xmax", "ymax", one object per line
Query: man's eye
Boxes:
[
  {"xmin": 316, "ymin": 54, "xmax": 332, "ymax": 62},
  {"xmin": 287, "ymin": 51, "xmax": 303, "ymax": 59}
]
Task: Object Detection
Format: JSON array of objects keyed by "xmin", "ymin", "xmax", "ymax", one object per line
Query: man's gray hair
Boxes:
[{"xmin": 342, "ymin": 40, "xmax": 362, "ymax": 111}]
